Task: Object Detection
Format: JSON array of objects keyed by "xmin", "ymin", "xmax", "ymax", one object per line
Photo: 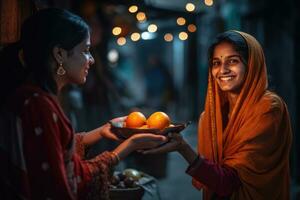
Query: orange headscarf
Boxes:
[{"xmin": 194, "ymin": 31, "xmax": 292, "ymax": 200}]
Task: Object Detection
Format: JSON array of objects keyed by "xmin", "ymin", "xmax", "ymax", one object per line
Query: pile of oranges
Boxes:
[{"xmin": 125, "ymin": 111, "xmax": 171, "ymax": 130}]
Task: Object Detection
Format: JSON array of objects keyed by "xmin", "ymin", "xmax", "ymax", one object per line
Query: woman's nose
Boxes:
[
  {"xmin": 219, "ymin": 63, "xmax": 230, "ymax": 73},
  {"xmin": 89, "ymin": 54, "xmax": 95, "ymax": 65}
]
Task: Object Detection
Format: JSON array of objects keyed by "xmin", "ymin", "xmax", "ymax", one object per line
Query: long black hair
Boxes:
[
  {"xmin": 0, "ymin": 8, "xmax": 89, "ymax": 105},
  {"xmin": 208, "ymin": 30, "xmax": 248, "ymax": 67}
]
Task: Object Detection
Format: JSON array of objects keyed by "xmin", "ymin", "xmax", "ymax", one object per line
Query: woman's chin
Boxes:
[
  {"xmin": 80, "ymin": 77, "xmax": 87, "ymax": 84},
  {"xmin": 74, "ymin": 77, "xmax": 86, "ymax": 85}
]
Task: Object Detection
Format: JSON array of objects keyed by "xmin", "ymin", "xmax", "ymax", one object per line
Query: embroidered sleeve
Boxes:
[
  {"xmin": 75, "ymin": 133, "xmax": 86, "ymax": 158},
  {"xmin": 80, "ymin": 151, "xmax": 116, "ymax": 200}
]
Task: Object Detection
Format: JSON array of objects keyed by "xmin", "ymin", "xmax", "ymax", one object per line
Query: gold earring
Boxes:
[{"xmin": 57, "ymin": 63, "xmax": 66, "ymax": 75}]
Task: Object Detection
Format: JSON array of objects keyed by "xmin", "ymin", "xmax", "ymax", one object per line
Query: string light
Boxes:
[
  {"xmin": 147, "ymin": 24, "xmax": 158, "ymax": 33},
  {"xmin": 112, "ymin": 27, "xmax": 122, "ymax": 36},
  {"xmin": 131, "ymin": 32, "xmax": 141, "ymax": 41},
  {"xmin": 176, "ymin": 17, "xmax": 186, "ymax": 26},
  {"xmin": 185, "ymin": 3, "xmax": 195, "ymax": 12},
  {"xmin": 136, "ymin": 12, "xmax": 146, "ymax": 22},
  {"xmin": 179, "ymin": 32, "xmax": 188, "ymax": 40},
  {"xmin": 188, "ymin": 24, "xmax": 197, "ymax": 32},
  {"xmin": 141, "ymin": 32, "xmax": 156, "ymax": 40},
  {"xmin": 204, "ymin": 0, "xmax": 214, "ymax": 6},
  {"xmin": 164, "ymin": 33, "xmax": 173, "ymax": 42},
  {"xmin": 128, "ymin": 5, "xmax": 138, "ymax": 13},
  {"xmin": 117, "ymin": 37, "xmax": 126, "ymax": 46},
  {"xmin": 107, "ymin": 49, "xmax": 119, "ymax": 63}
]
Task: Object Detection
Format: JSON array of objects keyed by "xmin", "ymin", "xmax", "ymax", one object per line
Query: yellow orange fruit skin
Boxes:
[
  {"xmin": 125, "ymin": 112, "xmax": 146, "ymax": 128},
  {"xmin": 147, "ymin": 111, "xmax": 170, "ymax": 130},
  {"xmin": 138, "ymin": 125, "xmax": 149, "ymax": 129}
]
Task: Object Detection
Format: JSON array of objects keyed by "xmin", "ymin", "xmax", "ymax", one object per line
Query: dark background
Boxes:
[{"xmin": 1, "ymin": 0, "xmax": 299, "ymax": 199}]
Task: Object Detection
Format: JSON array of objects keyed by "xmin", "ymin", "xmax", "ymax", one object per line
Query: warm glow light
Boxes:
[
  {"xmin": 185, "ymin": 3, "xmax": 195, "ymax": 12},
  {"xmin": 147, "ymin": 24, "xmax": 158, "ymax": 33},
  {"xmin": 204, "ymin": 0, "xmax": 214, "ymax": 6},
  {"xmin": 176, "ymin": 17, "xmax": 186, "ymax": 26},
  {"xmin": 141, "ymin": 32, "xmax": 156, "ymax": 40},
  {"xmin": 112, "ymin": 27, "xmax": 122, "ymax": 36},
  {"xmin": 128, "ymin": 5, "xmax": 138, "ymax": 13},
  {"xmin": 179, "ymin": 32, "xmax": 188, "ymax": 40},
  {"xmin": 164, "ymin": 33, "xmax": 173, "ymax": 42},
  {"xmin": 131, "ymin": 32, "xmax": 141, "ymax": 41},
  {"xmin": 107, "ymin": 49, "xmax": 119, "ymax": 63},
  {"xmin": 117, "ymin": 37, "xmax": 126, "ymax": 46},
  {"xmin": 188, "ymin": 24, "xmax": 197, "ymax": 32},
  {"xmin": 136, "ymin": 12, "xmax": 146, "ymax": 22}
]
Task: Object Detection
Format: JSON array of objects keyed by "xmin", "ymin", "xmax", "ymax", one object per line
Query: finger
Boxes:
[
  {"xmin": 153, "ymin": 135, "xmax": 168, "ymax": 142},
  {"xmin": 137, "ymin": 133, "xmax": 168, "ymax": 142},
  {"xmin": 168, "ymin": 132, "xmax": 180, "ymax": 137},
  {"xmin": 150, "ymin": 137, "xmax": 168, "ymax": 144},
  {"xmin": 109, "ymin": 134, "xmax": 120, "ymax": 141},
  {"xmin": 168, "ymin": 133, "xmax": 183, "ymax": 142},
  {"xmin": 143, "ymin": 142, "xmax": 178, "ymax": 154}
]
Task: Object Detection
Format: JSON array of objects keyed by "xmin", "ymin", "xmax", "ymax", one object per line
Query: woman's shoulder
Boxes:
[
  {"xmin": 12, "ymin": 84, "xmax": 59, "ymax": 113},
  {"xmin": 255, "ymin": 90, "xmax": 285, "ymax": 114}
]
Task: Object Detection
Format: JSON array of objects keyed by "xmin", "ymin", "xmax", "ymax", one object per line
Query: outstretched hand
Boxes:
[
  {"xmin": 100, "ymin": 123, "xmax": 119, "ymax": 141},
  {"xmin": 141, "ymin": 132, "xmax": 185, "ymax": 154},
  {"xmin": 100, "ymin": 116, "xmax": 127, "ymax": 141},
  {"xmin": 128, "ymin": 133, "xmax": 168, "ymax": 151}
]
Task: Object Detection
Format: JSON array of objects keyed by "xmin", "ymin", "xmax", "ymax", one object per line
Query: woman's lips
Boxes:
[
  {"xmin": 84, "ymin": 67, "xmax": 89, "ymax": 75},
  {"xmin": 218, "ymin": 75, "xmax": 236, "ymax": 82},
  {"xmin": 220, "ymin": 77, "xmax": 233, "ymax": 81}
]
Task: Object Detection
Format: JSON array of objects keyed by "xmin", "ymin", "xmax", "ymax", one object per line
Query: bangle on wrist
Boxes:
[{"xmin": 111, "ymin": 151, "xmax": 120, "ymax": 165}]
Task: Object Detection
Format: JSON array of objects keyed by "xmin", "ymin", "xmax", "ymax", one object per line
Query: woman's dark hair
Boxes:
[
  {"xmin": 0, "ymin": 8, "xmax": 89, "ymax": 104},
  {"xmin": 208, "ymin": 31, "xmax": 248, "ymax": 67}
]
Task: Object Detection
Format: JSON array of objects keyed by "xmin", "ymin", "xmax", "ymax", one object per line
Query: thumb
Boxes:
[{"xmin": 155, "ymin": 135, "xmax": 168, "ymax": 142}]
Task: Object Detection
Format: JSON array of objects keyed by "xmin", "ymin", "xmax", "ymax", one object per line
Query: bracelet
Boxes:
[{"xmin": 111, "ymin": 151, "xmax": 120, "ymax": 165}]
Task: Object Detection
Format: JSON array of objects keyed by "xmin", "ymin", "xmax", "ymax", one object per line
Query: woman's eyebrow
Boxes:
[
  {"xmin": 226, "ymin": 55, "xmax": 241, "ymax": 59},
  {"xmin": 213, "ymin": 54, "xmax": 240, "ymax": 60}
]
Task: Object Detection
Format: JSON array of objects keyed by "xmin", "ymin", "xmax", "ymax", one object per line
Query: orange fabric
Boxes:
[{"xmin": 195, "ymin": 31, "xmax": 292, "ymax": 199}]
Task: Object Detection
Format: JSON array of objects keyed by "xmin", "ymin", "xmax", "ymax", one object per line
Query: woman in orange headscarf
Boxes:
[{"xmin": 143, "ymin": 30, "xmax": 292, "ymax": 199}]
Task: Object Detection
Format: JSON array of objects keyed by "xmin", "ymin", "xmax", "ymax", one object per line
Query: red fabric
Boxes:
[
  {"xmin": 186, "ymin": 157, "xmax": 241, "ymax": 198},
  {"xmin": 0, "ymin": 84, "xmax": 113, "ymax": 199}
]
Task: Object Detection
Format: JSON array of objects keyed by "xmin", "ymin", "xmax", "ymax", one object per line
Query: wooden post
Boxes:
[{"xmin": 0, "ymin": 0, "xmax": 35, "ymax": 44}]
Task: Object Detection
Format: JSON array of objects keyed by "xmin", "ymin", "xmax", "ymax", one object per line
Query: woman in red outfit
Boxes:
[
  {"xmin": 143, "ymin": 31, "xmax": 292, "ymax": 199},
  {"xmin": 0, "ymin": 8, "xmax": 167, "ymax": 200}
]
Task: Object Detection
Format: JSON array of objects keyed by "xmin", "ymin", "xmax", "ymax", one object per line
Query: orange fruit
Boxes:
[
  {"xmin": 147, "ymin": 111, "xmax": 170, "ymax": 130},
  {"xmin": 125, "ymin": 111, "xmax": 146, "ymax": 128},
  {"xmin": 138, "ymin": 125, "xmax": 149, "ymax": 129}
]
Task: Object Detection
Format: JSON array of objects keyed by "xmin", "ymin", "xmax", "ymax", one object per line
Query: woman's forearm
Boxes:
[
  {"xmin": 80, "ymin": 127, "xmax": 103, "ymax": 146},
  {"xmin": 178, "ymin": 141, "xmax": 198, "ymax": 165},
  {"xmin": 112, "ymin": 139, "xmax": 135, "ymax": 161}
]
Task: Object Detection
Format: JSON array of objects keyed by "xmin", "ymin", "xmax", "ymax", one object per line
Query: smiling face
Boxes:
[
  {"xmin": 211, "ymin": 42, "xmax": 247, "ymax": 95},
  {"xmin": 63, "ymin": 34, "xmax": 95, "ymax": 84}
]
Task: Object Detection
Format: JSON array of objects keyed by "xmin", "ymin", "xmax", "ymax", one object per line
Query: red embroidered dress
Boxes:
[{"xmin": 0, "ymin": 84, "xmax": 115, "ymax": 200}]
